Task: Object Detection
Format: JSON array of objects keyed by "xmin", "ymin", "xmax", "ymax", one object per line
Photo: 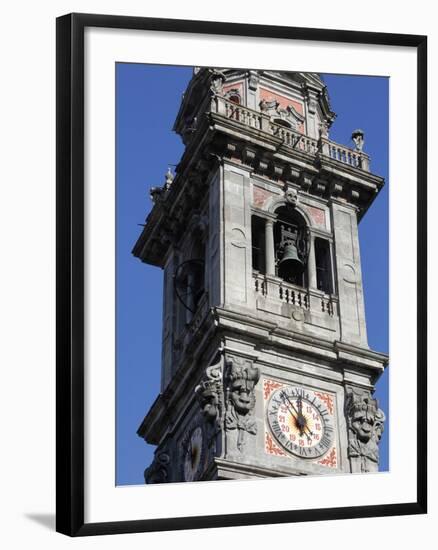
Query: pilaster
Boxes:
[{"xmin": 330, "ymin": 201, "xmax": 368, "ymax": 347}]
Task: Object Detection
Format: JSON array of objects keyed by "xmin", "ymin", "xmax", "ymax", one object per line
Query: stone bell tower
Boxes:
[{"xmin": 134, "ymin": 68, "xmax": 388, "ymax": 482}]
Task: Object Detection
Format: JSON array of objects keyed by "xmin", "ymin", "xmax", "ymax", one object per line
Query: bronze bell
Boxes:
[{"xmin": 278, "ymin": 242, "xmax": 305, "ymax": 278}]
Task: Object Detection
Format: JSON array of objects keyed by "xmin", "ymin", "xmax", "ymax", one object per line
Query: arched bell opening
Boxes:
[
  {"xmin": 274, "ymin": 206, "xmax": 309, "ymax": 287},
  {"xmin": 173, "ymin": 229, "xmax": 207, "ymax": 331}
]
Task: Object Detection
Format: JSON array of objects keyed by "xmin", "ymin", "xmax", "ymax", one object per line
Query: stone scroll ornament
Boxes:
[
  {"xmin": 224, "ymin": 356, "xmax": 260, "ymax": 452},
  {"xmin": 345, "ymin": 388, "xmax": 386, "ymax": 473},
  {"xmin": 194, "ymin": 361, "xmax": 224, "ymax": 426},
  {"xmin": 144, "ymin": 451, "xmax": 170, "ymax": 484}
]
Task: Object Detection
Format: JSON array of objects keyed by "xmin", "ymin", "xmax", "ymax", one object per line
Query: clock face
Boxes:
[
  {"xmin": 267, "ymin": 386, "xmax": 334, "ymax": 458},
  {"xmin": 183, "ymin": 426, "xmax": 204, "ymax": 482}
]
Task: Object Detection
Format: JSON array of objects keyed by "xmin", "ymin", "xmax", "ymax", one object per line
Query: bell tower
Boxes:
[{"xmin": 134, "ymin": 68, "xmax": 388, "ymax": 482}]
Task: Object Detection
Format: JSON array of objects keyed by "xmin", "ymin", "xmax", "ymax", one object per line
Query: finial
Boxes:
[
  {"xmin": 351, "ymin": 129, "xmax": 365, "ymax": 151},
  {"xmin": 164, "ymin": 167, "xmax": 174, "ymax": 189}
]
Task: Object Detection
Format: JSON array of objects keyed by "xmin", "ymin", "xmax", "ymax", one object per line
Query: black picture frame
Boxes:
[{"xmin": 56, "ymin": 12, "xmax": 427, "ymax": 537}]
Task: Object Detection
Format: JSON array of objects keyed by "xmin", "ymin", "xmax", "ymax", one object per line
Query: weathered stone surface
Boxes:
[
  {"xmin": 345, "ymin": 387, "xmax": 386, "ymax": 473},
  {"xmin": 135, "ymin": 69, "xmax": 388, "ymax": 483}
]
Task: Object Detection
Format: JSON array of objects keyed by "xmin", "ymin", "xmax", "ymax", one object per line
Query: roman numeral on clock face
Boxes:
[{"xmin": 267, "ymin": 385, "xmax": 335, "ymax": 460}]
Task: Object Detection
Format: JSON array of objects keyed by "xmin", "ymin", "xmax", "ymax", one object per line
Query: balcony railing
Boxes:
[
  {"xmin": 278, "ymin": 280, "xmax": 310, "ymax": 309},
  {"xmin": 270, "ymin": 122, "xmax": 318, "ymax": 154},
  {"xmin": 253, "ymin": 272, "xmax": 337, "ymax": 317},
  {"xmin": 211, "ymin": 95, "xmax": 370, "ymax": 172},
  {"xmin": 319, "ymin": 138, "xmax": 370, "ymax": 171},
  {"xmin": 224, "ymin": 101, "xmax": 263, "ymax": 130}
]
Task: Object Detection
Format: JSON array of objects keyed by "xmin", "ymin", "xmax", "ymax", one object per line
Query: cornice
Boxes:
[
  {"xmin": 133, "ymin": 109, "xmax": 385, "ymax": 266},
  {"xmin": 213, "ymin": 306, "xmax": 387, "ymax": 371},
  {"xmin": 138, "ymin": 304, "xmax": 387, "ymax": 445}
]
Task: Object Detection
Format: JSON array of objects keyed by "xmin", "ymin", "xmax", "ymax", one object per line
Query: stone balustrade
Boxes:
[
  {"xmin": 278, "ymin": 279, "xmax": 310, "ymax": 309},
  {"xmin": 253, "ymin": 272, "xmax": 267, "ymax": 296},
  {"xmin": 318, "ymin": 138, "xmax": 370, "ymax": 171},
  {"xmin": 210, "ymin": 95, "xmax": 370, "ymax": 172},
  {"xmin": 253, "ymin": 272, "xmax": 337, "ymax": 317},
  {"xmin": 269, "ymin": 122, "xmax": 318, "ymax": 154},
  {"xmin": 224, "ymin": 101, "xmax": 264, "ymax": 130}
]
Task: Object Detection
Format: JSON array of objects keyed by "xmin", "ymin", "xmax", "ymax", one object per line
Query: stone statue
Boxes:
[
  {"xmin": 149, "ymin": 186, "xmax": 163, "ymax": 204},
  {"xmin": 149, "ymin": 167, "xmax": 174, "ymax": 203},
  {"xmin": 164, "ymin": 167, "xmax": 174, "ymax": 190},
  {"xmin": 351, "ymin": 129, "xmax": 365, "ymax": 151},
  {"xmin": 224, "ymin": 356, "xmax": 260, "ymax": 451},
  {"xmin": 209, "ymin": 69, "xmax": 226, "ymax": 94},
  {"xmin": 345, "ymin": 388, "xmax": 386, "ymax": 473},
  {"xmin": 259, "ymin": 99, "xmax": 268, "ymax": 112}
]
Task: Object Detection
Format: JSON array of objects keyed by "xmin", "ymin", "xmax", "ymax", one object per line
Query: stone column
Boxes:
[
  {"xmin": 265, "ymin": 219, "xmax": 276, "ymax": 276},
  {"xmin": 329, "ymin": 241, "xmax": 336, "ymax": 294},
  {"xmin": 308, "ymin": 233, "xmax": 318, "ymax": 289}
]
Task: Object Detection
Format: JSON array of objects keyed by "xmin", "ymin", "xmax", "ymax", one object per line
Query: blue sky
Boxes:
[{"xmin": 116, "ymin": 65, "xmax": 389, "ymax": 485}]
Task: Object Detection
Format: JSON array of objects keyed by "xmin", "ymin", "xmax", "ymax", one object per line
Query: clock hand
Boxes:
[
  {"xmin": 295, "ymin": 394, "xmax": 316, "ymax": 438},
  {"xmin": 285, "ymin": 395, "xmax": 306, "ymax": 433},
  {"xmin": 296, "ymin": 395, "xmax": 311, "ymax": 440},
  {"xmin": 281, "ymin": 393, "xmax": 312, "ymax": 442},
  {"xmin": 280, "ymin": 391, "xmax": 300, "ymax": 418}
]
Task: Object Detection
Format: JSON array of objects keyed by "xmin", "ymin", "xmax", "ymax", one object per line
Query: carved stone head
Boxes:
[
  {"xmin": 373, "ymin": 408, "xmax": 386, "ymax": 442},
  {"xmin": 284, "ymin": 186, "xmax": 298, "ymax": 206},
  {"xmin": 348, "ymin": 391, "xmax": 379, "ymax": 443},
  {"xmin": 230, "ymin": 378, "xmax": 255, "ymax": 414},
  {"xmin": 196, "ymin": 382, "xmax": 220, "ymax": 421},
  {"xmin": 227, "ymin": 357, "xmax": 260, "ymax": 415},
  {"xmin": 350, "ymin": 395, "xmax": 384, "ymax": 443}
]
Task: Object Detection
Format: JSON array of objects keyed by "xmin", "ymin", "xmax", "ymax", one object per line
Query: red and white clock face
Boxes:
[{"xmin": 267, "ymin": 386, "xmax": 334, "ymax": 458}]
